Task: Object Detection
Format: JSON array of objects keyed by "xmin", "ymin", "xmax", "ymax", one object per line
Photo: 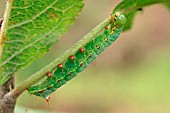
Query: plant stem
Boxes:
[
  {"xmin": 0, "ymin": 77, "xmax": 16, "ymax": 113},
  {"xmin": 11, "ymin": 17, "xmax": 111, "ymax": 97},
  {"xmin": 0, "ymin": 0, "xmax": 13, "ymax": 58}
]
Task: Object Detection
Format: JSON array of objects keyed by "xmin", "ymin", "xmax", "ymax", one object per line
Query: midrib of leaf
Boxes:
[{"xmin": 0, "ymin": 0, "xmax": 13, "ymax": 58}]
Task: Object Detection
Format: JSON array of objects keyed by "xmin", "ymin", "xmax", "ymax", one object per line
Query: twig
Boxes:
[
  {"xmin": 10, "ymin": 17, "xmax": 111, "ymax": 97},
  {"xmin": 0, "ymin": 0, "xmax": 13, "ymax": 58},
  {"xmin": 0, "ymin": 77, "xmax": 16, "ymax": 113}
]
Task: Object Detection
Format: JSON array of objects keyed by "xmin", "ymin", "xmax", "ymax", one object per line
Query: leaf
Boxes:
[
  {"xmin": 113, "ymin": 0, "xmax": 170, "ymax": 31},
  {"xmin": 0, "ymin": 0, "xmax": 84, "ymax": 85},
  {"xmin": 14, "ymin": 106, "xmax": 64, "ymax": 113},
  {"xmin": 165, "ymin": 2, "xmax": 170, "ymax": 11}
]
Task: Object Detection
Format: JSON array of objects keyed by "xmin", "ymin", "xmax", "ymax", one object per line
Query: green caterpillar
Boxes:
[{"xmin": 28, "ymin": 12, "xmax": 127, "ymax": 102}]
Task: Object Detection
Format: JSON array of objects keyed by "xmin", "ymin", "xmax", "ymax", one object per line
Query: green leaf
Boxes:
[
  {"xmin": 165, "ymin": 2, "xmax": 170, "ymax": 10},
  {"xmin": 14, "ymin": 106, "xmax": 64, "ymax": 113},
  {"xmin": 113, "ymin": 0, "xmax": 170, "ymax": 31},
  {"xmin": 0, "ymin": 0, "xmax": 84, "ymax": 85}
]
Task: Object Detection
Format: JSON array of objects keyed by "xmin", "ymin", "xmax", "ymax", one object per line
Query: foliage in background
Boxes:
[{"xmin": 165, "ymin": 2, "xmax": 170, "ymax": 9}]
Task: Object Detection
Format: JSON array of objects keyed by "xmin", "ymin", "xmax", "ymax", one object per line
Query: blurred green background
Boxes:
[{"xmin": 1, "ymin": 0, "xmax": 170, "ymax": 113}]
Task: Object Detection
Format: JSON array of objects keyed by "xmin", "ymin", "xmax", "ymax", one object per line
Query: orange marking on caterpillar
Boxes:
[
  {"xmin": 57, "ymin": 64, "xmax": 62, "ymax": 68},
  {"xmin": 69, "ymin": 55, "xmax": 74, "ymax": 60},
  {"xmin": 105, "ymin": 26, "xmax": 109, "ymax": 30},
  {"xmin": 47, "ymin": 86, "xmax": 50, "ymax": 89},
  {"xmin": 79, "ymin": 48, "xmax": 84, "ymax": 53},
  {"xmin": 79, "ymin": 62, "xmax": 83, "ymax": 66},
  {"xmin": 68, "ymin": 72, "xmax": 71, "ymax": 75},
  {"xmin": 38, "ymin": 90, "xmax": 43, "ymax": 93},
  {"xmin": 46, "ymin": 72, "xmax": 51, "ymax": 77}
]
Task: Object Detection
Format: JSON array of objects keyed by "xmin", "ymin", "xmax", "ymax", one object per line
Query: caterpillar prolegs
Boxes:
[{"xmin": 28, "ymin": 12, "xmax": 127, "ymax": 101}]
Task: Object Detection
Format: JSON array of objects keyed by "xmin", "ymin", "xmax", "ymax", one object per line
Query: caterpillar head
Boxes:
[{"xmin": 113, "ymin": 12, "xmax": 127, "ymax": 27}]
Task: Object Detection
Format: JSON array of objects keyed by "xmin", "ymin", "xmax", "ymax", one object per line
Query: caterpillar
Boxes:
[{"xmin": 28, "ymin": 12, "xmax": 127, "ymax": 102}]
